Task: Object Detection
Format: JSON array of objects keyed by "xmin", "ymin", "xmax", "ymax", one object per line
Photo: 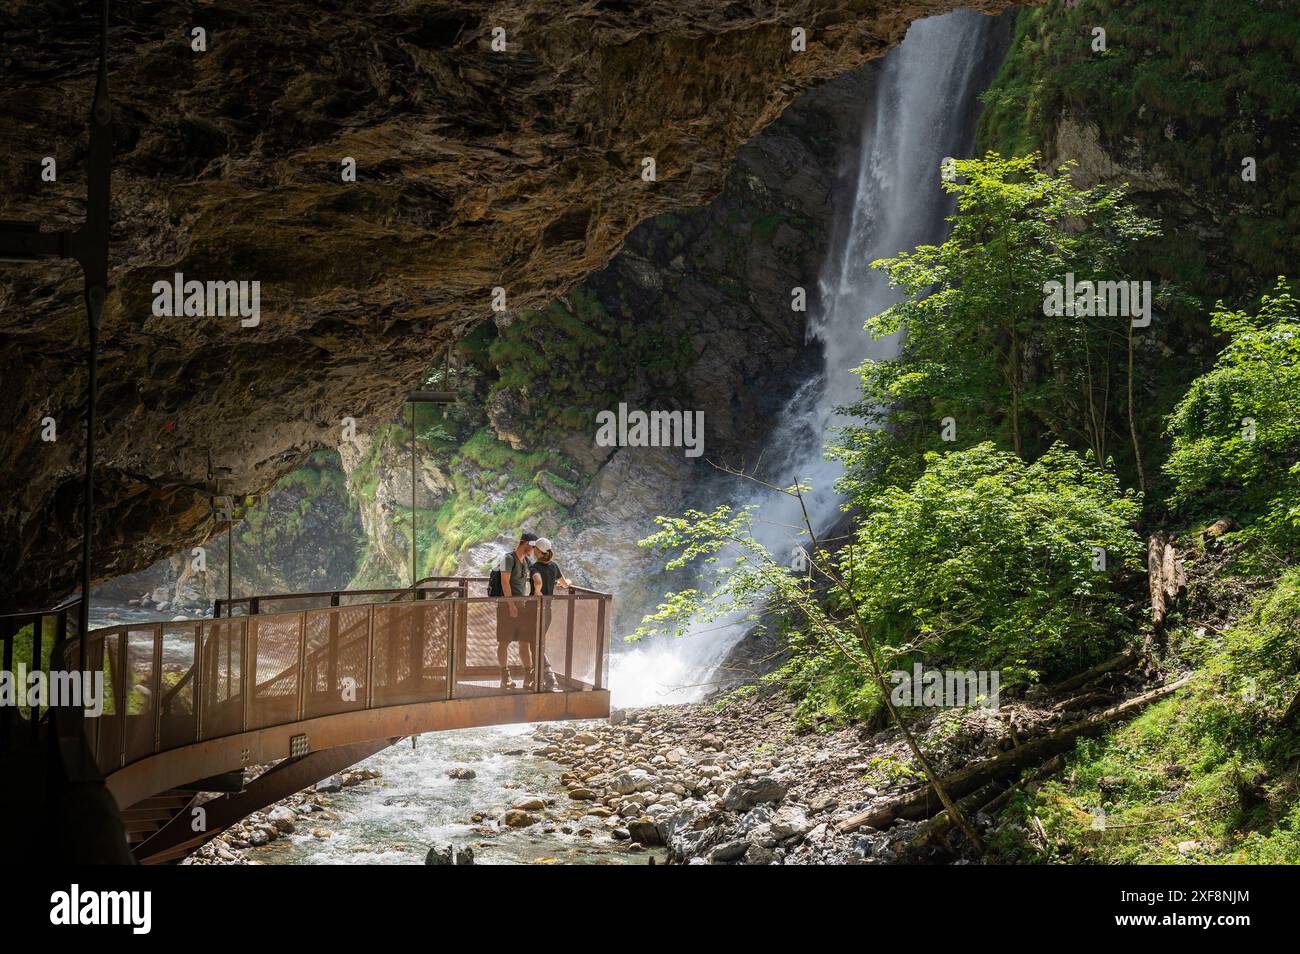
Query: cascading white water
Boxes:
[{"xmin": 611, "ymin": 10, "xmax": 1002, "ymax": 706}]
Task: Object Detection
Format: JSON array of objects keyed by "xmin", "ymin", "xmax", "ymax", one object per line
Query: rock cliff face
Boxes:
[
  {"xmin": 337, "ymin": 62, "xmax": 882, "ymax": 633},
  {"xmin": 0, "ymin": 0, "xmax": 1019, "ymax": 609},
  {"xmin": 93, "ymin": 452, "xmax": 363, "ymax": 614}
]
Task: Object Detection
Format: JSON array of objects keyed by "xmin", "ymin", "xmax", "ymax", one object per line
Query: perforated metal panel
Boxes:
[
  {"xmin": 124, "ymin": 628, "xmax": 158, "ymax": 763},
  {"xmin": 200, "ymin": 618, "xmax": 245, "ymax": 739},
  {"xmin": 249, "ymin": 613, "xmax": 302, "ymax": 729},
  {"xmin": 158, "ymin": 624, "xmax": 198, "ymax": 751},
  {"xmin": 303, "ymin": 605, "xmax": 370, "ymax": 718}
]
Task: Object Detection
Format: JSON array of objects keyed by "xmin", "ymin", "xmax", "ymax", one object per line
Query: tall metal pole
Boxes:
[
  {"xmin": 404, "ymin": 387, "xmax": 455, "ymax": 590},
  {"xmin": 410, "ymin": 402, "xmax": 417, "ymax": 589},
  {"xmin": 226, "ymin": 500, "xmax": 234, "ymax": 616},
  {"xmin": 77, "ymin": 0, "xmax": 112, "ymax": 664}
]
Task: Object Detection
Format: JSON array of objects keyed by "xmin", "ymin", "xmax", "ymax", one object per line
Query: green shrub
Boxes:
[
  {"xmin": 1165, "ymin": 279, "xmax": 1300, "ymax": 562},
  {"xmin": 841, "ymin": 442, "xmax": 1144, "ymax": 685}
]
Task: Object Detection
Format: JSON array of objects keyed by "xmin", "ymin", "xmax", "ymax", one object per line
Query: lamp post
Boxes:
[
  {"xmin": 207, "ymin": 456, "xmax": 261, "ymax": 617},
  {"xmin": 0, "ymin": 0, "xmax": 111, "ymax": 668},
  {"xmin": 207, "ymin": 458, "xmax": 234, "ymax": 615},
  {"xmin": 405, "ymin": 387, "xmax": 456, "ymax": 590}
]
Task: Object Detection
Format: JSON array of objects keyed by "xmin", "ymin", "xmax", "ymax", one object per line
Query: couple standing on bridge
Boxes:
[{"xmin": 494, "ymin": 531, "xmax": 571, "ymax": 691}]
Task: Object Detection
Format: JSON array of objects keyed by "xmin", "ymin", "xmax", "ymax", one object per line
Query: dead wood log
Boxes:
[
  {"xmin": 1147, "ymin": 533, "xmax": 1187, "ymax": 631},
  {"xmin": 1280, "ymin": 690, "xmax": 1300, "ymax": 728},
  {"xmin": 1051, "ymin": 690, "xmax": 1119, "ymax": 714},
  {"xmin": 838, "ymin": 675, "xmax": 1194, "ymax": 834},
  {"xmin": 905, "ymin": 780, "xmax": 1005, "ymax": 852},
  {"xmin": 977, "ymin": 754, "xmax": 1066, "ymax": 818},
  {"xmin": 1048, "ymin": 648, "xmax": 1138, "ymax": 696}
]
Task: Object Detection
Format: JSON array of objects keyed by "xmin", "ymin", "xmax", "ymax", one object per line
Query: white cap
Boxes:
[{"xmin": 533, "ymin": 537, "xmax": 553, "ymax": 554}]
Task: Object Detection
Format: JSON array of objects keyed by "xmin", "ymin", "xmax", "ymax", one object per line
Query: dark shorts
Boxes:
[{"xmin": 496, "ymin": 601, "xmax": 536, "ymax": 645}]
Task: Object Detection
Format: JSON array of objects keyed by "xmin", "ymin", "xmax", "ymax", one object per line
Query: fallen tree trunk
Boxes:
[
  {"xmin": 1048, "ymin": 648, "xmax": 1138, "ymax": 696},
  {"xmin": 906, "ymin": 754, "xmax": 1069, "ymax": 853},
  {"xmin": 977, "ymin": 754, "xmax": 1065, "ymax": 818},
  {"xmin": 838, "ymin": 675, "xmax": 1195, "ymax": 834},
  {"xmin": 1052, "ymin": 689, "xmax": 1119, "ymax": 715}
]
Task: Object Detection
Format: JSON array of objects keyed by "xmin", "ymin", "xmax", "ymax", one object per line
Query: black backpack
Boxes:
[{"xmin": 489, "ymin": 551, "xmax": 515, "ymax": 597}]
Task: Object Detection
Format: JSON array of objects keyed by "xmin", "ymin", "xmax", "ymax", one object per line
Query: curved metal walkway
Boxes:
[{"xmin": 3, "ymin": 577, "xmax": 610, "ymax": 862}]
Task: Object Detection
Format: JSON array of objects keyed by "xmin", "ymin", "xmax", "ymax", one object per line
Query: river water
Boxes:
[{"xmin": 251, "ymin": 724, "xmax": 653, "ymax": 866}]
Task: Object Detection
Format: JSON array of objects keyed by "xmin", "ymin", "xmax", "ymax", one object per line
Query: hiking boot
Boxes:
[
  {"xmin": 543, "ymin": 669, "xmax": 559, "ymax": 691},
  {"xmin": 499, "ymin": 670, "xmax": 515, "ymax": 690}
]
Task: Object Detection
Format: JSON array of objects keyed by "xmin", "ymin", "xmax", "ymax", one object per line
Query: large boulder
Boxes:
[{"xmin": 722, "ymin": 776, "xmax": 789, "ymax": 813}]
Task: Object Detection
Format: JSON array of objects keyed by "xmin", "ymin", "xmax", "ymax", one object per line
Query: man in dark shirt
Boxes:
[{"xmin": 497, "ymin": 532, "xmax": 537, "ymax": 689}]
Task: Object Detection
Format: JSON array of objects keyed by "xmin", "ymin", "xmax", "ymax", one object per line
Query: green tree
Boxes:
[{"xmin": 837, "ymin": 153, "xmax": 1160, "ymax": 500}]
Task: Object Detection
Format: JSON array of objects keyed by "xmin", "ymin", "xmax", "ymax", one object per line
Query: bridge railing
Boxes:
[
  {"xmin": 63, "ymin": 578, "xmax": 610, "ymax": 777},
  {"xmin": 0, "ymin": 600, "xmax": 79, "ymax": 748},
  {"xmin": 211, "ymin": 581, "xmax": 463, "ymax": 618}
]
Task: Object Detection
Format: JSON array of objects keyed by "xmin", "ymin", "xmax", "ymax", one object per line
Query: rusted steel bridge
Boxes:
[{"xmin": 1, "ymin": 577, "xmax": 610, "ymax": 863}]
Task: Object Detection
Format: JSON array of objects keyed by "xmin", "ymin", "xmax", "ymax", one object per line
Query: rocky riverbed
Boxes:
[
  {"xmin": 187, "ymin": 687, "xmax": 1046, "ymax": 865},
  {"xmin": 182, "ymin": 767, "xmax": 383, "ymax": 865},
  {"xmin": 533, "ymin": 690, "xmax": 1037, "ymax": 864}
]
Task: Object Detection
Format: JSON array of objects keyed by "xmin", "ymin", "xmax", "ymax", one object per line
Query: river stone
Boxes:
[
  {"xmin": 504, "ymin": 810, "xmax": 538, "ymax": 828},
  {"xmin": 769, "ymin": 806, "xmax": 812, "ymax": 840},
  {"xmin": 709, "ymin": 840, "xmax": 749, "ymax": 863},
  {"xmin": 722, "ymin": 776, "xmax": 788, "ymax": 812},
  {"xmin": 456, "ymin": 846, "xmax": 475, "ymax": 865},
  {"xmin": 612, "ymin": 771, "xmax": 651, "ymax": 795},
  {"xmin": 567, "ymin": 787, "xmax": 598, "ymax": 801},
  {"xmin": 315, "ymin": 776, "xmax": 343, "ymax": 793},
  {"xmin": 447, "ymin": 767, "xmax": 477, "ymax": 780},
  {"xmin": 512, "ymin": 797, "xmax": 547, "ymax": 811},
  {"xmin": 425, "ymin": 845, "xmax": 454, "ymax": 865},
  {"xmin": 746, "ymin": 823, "xmax": 778, "ymax": 849},
  {"xmin": 626, "ymin": 816, "xmax": 665, "ymax": 846},
  {"xmin": 267, "ymin": 806, "xmax": 297, "ymax": 833}
]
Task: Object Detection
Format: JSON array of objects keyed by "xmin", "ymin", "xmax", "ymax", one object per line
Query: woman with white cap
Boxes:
[
  {"xmin": 529, "ymin": 538, "xmax": 570, "ymax": 690},
  {"xmin": 529, "ymin": 537, "xmax": 570, "ymax": 597}
]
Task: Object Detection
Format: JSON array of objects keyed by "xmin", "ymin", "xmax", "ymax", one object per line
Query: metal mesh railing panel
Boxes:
[
  {"xmin": 159, "ymin": 625, "xmax": 198, "ymax": 750},
  {"xmin": 249, "ymin": 614, "xmax": 302, "ymax": 729},
  {"xmin": 303, "ymin": 605, "xmax": 370, "ymax": 718},
  {"xmin": 124, "ymin": 628, "xmax": 159, "ymax": 763},
  {"xmin": 200, "ymin": 618, "xmax": 245, "ymax": 739}
]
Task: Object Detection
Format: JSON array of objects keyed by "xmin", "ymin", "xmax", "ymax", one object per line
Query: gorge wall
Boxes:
[
  {"xmin": 0, "ymin": 0, "xmax": 1021, "ymax": 610},
  {"xmin": 337, "ymin": 62, "xmax": 886, "ymax": 635}
]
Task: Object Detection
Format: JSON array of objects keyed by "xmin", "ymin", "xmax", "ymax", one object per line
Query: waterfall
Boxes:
[{"xmin": 609, "ymin": 10, "xmax": 1007, "ymax": 706}]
